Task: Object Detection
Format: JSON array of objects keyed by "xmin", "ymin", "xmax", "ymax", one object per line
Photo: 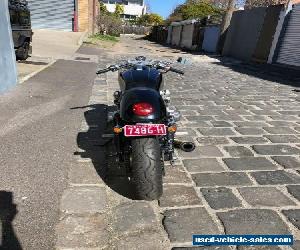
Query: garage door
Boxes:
[
  {"xmin": 274, "ymin": 4, "xmax": 300, "ymax": 67},
  {"xmin": 27, "ymin": 0, "xmax": 74, "ymax": 31}
]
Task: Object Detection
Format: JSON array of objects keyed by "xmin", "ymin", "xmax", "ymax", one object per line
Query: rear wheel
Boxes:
[
  {"xmin": 131, "ymin": 137, "xmax": 163, "ymax": 200},
  {"xmin": 16, "ymin": 41, "xmax": 30, "ymax": 60}
]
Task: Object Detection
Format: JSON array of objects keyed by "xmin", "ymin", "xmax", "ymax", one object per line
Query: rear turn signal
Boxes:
[
  {"xmin": 168, "ymin": 125, "xmax": 177, "ymax": 133},
  {"xmin": 113, "ymin": 127, "xmax": 123, "ymax": 134},
  {"xmin": 132, "ymin": 103, "xmax": 154, "ymax": 116}
]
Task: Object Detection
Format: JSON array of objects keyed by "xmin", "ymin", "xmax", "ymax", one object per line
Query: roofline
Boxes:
[{"xmin": 171, "ymin": 19, "xmax": 198, "ymax": 26}]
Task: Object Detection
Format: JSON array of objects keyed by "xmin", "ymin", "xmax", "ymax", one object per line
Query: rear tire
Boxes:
[
  {"xmin": 16, "ymin": 42, "xmax": 30, "ymax": 61},
  {"xmin": 131, "ymin": 137, "xmax": 163, "ymax": 200}
]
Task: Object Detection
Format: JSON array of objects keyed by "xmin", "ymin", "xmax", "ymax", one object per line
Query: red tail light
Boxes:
[{"xmin": 132, "ymin": 103, "xmax": 154, "ymax": 116}]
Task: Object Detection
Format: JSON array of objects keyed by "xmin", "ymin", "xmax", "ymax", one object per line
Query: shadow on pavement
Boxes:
[
  {"xmin": 73, "ymin": 104, "xmax": 139, "ymax": 200},
  {"xmin": 143, "ymin": 38, "xmax": 300, "ymax": 87},
  {"xmin": 0, "ymin": 191, "xmax": 22, "ymax": 250},
  {"xmin": 211, "ymin": 57, "xmax": 300, "ymax": 88}
]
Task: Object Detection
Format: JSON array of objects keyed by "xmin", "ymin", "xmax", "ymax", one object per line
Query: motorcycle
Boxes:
[{"xmin": 97, "ymin": 56, "xmax": 195, "ymax": 200}]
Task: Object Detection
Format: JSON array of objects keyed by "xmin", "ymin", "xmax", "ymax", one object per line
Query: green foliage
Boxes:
[
  {"xmin": 181, "ymin": 2, "xmax": 222, "ymax": 19},
  {"xmin": 137, "ymin": 13, "xmax": 164, "ymax": 26},
  {"xmin": 97, "ymin": 2, "xmax": 124, "ymax": 36},
  {"xmin": 114, "ymin": 4, "xmax": 124, "ymax": 16},
  {"xmin": 167, "ymin": 0, "xmax": 223, "ymax": 23},
  {"xmin": 99, "ymin": 2, "xmax": 108, "ymax": 14},
  {"xmin": 85, "ymin": 33, "xmax": 119, "ymax": 48},
  {"xmin": 88, "ymin": 34, "xmax": 119, "ymax": 42},
  {"xmin": 96, "ymin": 13, "xmax": 123, "ymax": 37}
]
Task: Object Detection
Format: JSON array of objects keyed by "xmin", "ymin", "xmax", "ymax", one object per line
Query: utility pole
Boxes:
[{"xmin": 217, "ymin": 0, "xmax": 236, "ymax": 53}]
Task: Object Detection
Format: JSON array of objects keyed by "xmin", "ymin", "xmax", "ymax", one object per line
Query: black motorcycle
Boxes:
[{"xmin": 97, "ymin": 56, "xmax": 195, "ymax": 200}]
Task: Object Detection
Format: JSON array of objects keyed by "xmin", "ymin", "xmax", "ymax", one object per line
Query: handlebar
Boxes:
[
  {"xmin": 96, "ymin": 68, "xmax": 111, "ymax": 74},
  {"xmin": 96, "ymin": 59, "xmax": 185, "ymax": 75}
]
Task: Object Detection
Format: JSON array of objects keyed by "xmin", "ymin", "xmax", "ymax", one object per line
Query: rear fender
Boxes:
[{"xmin": 120, "ymin": 88, "xmax": 166, "ymax": 123}]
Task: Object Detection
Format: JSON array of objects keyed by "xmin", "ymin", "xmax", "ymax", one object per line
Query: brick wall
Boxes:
[
  {"xmin": 78, "ymin": 0, "xmax": 98, "ymax": 33},
  {"xmin": 78, "ymin": 0, "xmax": 89, "ymax": 32}
]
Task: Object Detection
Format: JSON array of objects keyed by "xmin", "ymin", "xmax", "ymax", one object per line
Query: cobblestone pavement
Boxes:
[{"xmin": 56, "ymin": 37, "xmax": 300, "ymax": 250}]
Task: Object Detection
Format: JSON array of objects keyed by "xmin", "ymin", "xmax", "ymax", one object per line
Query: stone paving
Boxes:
[{"xmin": 56, "ymin": 38, "xmax": 300, "ymax": 250}]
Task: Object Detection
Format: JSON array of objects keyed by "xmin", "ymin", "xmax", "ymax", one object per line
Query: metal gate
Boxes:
[
  {"xmin": 274, "ymin": 4, "xmax": 300, "ymax": 67},
  {"xmin": 27, "ymin": 0, "xmax": 74, "ymax": 31}
]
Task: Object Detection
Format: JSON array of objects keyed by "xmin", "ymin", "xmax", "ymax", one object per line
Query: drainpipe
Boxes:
[
  {"xmin": 73, "ymin": 0, "xmax": 78, "ymax": 32},
  {"xmin": 92, "ymin": 0, "xmax": 96, "ymax": 34}
]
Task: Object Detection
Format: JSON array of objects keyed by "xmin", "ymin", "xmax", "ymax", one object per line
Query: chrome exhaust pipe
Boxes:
[{"xmin": 174, "ymin": 140, "xmax": 196, "ymax": 152}]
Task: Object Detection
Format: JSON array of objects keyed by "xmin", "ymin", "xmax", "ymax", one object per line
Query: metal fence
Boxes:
[
  {"xmin": 121, "ymin": 25, "xmax": 151, "ymax": 35},
  {"xmin": 149, "ymin": 25, "xmax": 168, "ymax": 44},
  {"xmin": 273, "ymin": 4, "xmax": 300, "ymax": 67},
  {"xmin": 223, "ymin": 7, "xmax": 268, "ymax": 61},
  {"xmin": 149, "ymin": 4, "xmax": 299, "ymax": 67}
]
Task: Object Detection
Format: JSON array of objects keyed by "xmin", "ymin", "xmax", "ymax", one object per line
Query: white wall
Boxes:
[
  {"xmin": 180, "ymin": 24, "xmax": 194, "ymax": 49},
  {"xmin": 0, "ymin": 0, "xmax": 18, "ymax": 94},
  {"xmin": 167, "ymin": 26, "xmax": 172, "ymax": 44},
  {"xmin": 105, "ymin": 3, "xmax": 145, "ymax": 17},
  {"xmin": 171, "ymin": 26, "xmax": 182, "ymax": 46}
]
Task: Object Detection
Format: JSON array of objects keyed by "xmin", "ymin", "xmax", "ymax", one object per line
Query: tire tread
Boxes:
[{"xmin": 131, "ymin": 137, "xmax": 162, "ymax": 200}]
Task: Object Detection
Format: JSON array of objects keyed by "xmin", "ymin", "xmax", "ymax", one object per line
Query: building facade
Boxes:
[
  {"xmin": 101, "ymin": 0, "xmax": 146, "ymax": 20},
  {"xmin": 26, "ymin": 0, "xmax": 98, "ymax": 32}
]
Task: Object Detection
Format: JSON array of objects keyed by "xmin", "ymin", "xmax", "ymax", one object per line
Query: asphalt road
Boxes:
[{"xmin": 0, "ymin": 59, "xmax": 97, "ymax": 249}]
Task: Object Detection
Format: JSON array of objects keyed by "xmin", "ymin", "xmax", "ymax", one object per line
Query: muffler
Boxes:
[{"xmin": 174, "ymin": 140, "xmax": 196, "ymax": 152}]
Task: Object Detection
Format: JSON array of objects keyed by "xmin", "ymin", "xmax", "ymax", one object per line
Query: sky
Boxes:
[{"xmin": 147, "ymin": 0, "xmax": 185, "ymax": 19}]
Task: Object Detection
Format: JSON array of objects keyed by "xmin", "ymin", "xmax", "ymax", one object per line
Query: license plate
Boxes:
[{"xmin": 124, "ymin": 124, "xmax": 167, "ymax": 137}]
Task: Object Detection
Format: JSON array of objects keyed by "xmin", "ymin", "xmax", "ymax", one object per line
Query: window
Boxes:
[{"xmin": 129, "ymin": 0, "xmax": 143, "ymax": 6}]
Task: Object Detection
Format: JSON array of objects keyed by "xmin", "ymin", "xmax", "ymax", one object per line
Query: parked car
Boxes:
[{"xmin": 8, "ymin": 0, "xmax": 33, "ymax": 60}]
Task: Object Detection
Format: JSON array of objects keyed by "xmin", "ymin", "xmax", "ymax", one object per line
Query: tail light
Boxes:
[{"xmin": 132, "ymin": 102, "xmax": 154, "ymax": 116}]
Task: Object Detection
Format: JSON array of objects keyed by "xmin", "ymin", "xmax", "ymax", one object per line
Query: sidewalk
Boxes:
[{"xmin": 31, "ymin": 29, "xmax": 86, "ymax": 59}]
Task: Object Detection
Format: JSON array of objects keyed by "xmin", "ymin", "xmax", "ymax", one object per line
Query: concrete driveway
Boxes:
[
  {"xmin": 31, "ymin": 29, "xmax": 86, "ymax": 59},
  {"xmin": 17, "ymin": 29, "xmax": 86, "ymax": 83}
]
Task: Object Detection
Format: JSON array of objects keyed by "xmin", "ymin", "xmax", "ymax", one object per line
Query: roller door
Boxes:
[
  {"xmin": 27, "ymin": 0, "xmax": 74, "ymax": 31},
  {"xmin": 275, "ymin": 4, "xmax": 300, "ymax": 67}
]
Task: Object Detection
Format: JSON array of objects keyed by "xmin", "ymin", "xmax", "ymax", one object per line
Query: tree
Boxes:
[
  {"xmin": 96, "ymin": 13, "xmax": 122, "ymax": 36},
  {"xmin": 181, "ymin": 2, "xmax": 222, "ymax": 19},
  {"xmin": 167, "ymin": 1, "xmax": 222, "ymax": 23},
  {"xmin": 137, "ymin": 13, "xmax": 164, "ymax": 26},
  {"xmin": 114, "ymin": 4, "xmax": 124, "ymax": 16},
  {"xmin": 244, "ymin": 0, "xmax": 285, "ymax": 9},
  {"xmin": 97, "ymin": 3, "xmax": 123, "ymax": 36},
  {"xmin": 217, "ymin": 0, "xmax": 235, "ymax": 52},
  {"xmin": 99, "ymin": 2, "xmax": 108, "ymax": 14}
]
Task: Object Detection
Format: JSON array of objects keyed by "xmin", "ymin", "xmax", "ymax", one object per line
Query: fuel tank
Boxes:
[
  {"xmin": 120, "ymin": 87, "xmax": 167, "ymax": 123},
  {"xmin": 118, "ymin": 67, "xmax": 164, "ymax": 91}
]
